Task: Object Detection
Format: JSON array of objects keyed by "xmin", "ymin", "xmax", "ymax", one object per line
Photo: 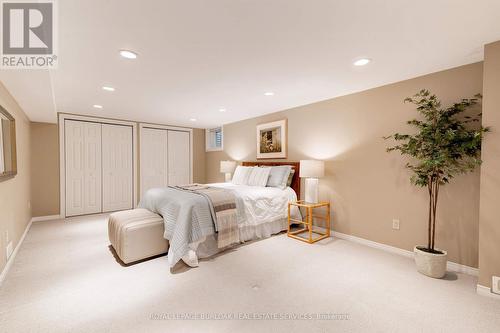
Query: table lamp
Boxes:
[
  {"xmin": 220, "ymin": 160, "xmax": 237, "ymax": 182},
  {"xmin": 300, "ymin": 160, "xmax": 325, "ymax": 203}
]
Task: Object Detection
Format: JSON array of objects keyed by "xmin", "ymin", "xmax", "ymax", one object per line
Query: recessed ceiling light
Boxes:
[
  {"xmin": 189, "ymin": 118, "xmax": 197, "ymax": 122},
  {"xmin": 119, "ymin": 50, "xmax": 138, "ymax": 59},
  {"xmin": 354, "ymin": 58, "xmax": 371, "ymax": 66},
  {"xmin": 93, "ymin": 104, "xmax": 103, "ymax": 109},
  {"xmin": 102, "ymin": 86, "xmax": 115, "ymax": 92},
  {"xmin": 219, "ymin": 108, "xmax": 226, "ymax": 112},
  {"xmin": 264, "ymin": 92, "xmax": 275, "ymax": 96}
]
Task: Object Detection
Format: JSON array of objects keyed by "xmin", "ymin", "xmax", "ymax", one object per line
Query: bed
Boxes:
[{"xmin": 138, "ymin": 161, "xmax": 301, "ymax": 267}]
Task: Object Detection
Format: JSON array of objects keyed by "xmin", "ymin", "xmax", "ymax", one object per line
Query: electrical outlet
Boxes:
[
  {"xmin": 493, "ymin": 276, "xmax": 500, "ymax": 295},
  {"xmin": 6, "ymin": 242, "xmax": 13, "ymax": 260},
  {"xmin": 392, "ymin": 219, "xmax": 400, "ymax": 230},
  {"xmin": 4, "ymin": 230, "xmax": 9, "ymax": 243},
  {"xmin": 28, "ymin": 201, "xmax": 31, "ymax": 209}
]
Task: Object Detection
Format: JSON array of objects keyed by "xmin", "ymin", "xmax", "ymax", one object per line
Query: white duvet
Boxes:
[{"xmin": 209, "ymin": 182, "xmax": 300, "ymax": 226}]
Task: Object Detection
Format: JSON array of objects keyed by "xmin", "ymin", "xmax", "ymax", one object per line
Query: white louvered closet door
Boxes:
[
  {"xmin": 102, "ymin": 124, "xmax": 133, "ymax": 212},
  {"xmin": 65, "ymin": 120, "xmax": 102, "ymax": 216},
  {"xmin": 140, "ymin": 128, "xmax": 168, "ymax": 198},
  {"xmin": 167, "ymin": 130, "xmax": 190, "ymax": 185}
]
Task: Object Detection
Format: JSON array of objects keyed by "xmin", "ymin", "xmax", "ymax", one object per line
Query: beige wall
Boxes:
[
  {"xmin": 478, "ymin": 42, "xmax": 500, "ymax": 287},
  {"xmin": 0, "ymin": 81, "xmax": 31, "ymax": 272},
  {"xmin": 28, "ymin": 120, "xmax": 206, "ymax": 217},
  {"xmin": 192, "ymin": 128, "xmax": 206, "ymax": 183},
  {"xmin": 30, "ymin": 122, "xmax": 59, "ymax": 217},
  {"xmin": 206, "ymin": 62, "xmax": 484, "ymax": 268}
]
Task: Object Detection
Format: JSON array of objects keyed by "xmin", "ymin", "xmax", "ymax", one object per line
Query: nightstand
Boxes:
[{"xmin": 287, "ymin": 200, "xmax": 330, "ymax": 243}]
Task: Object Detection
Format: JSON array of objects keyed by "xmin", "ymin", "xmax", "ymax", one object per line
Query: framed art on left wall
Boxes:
[
  {"xmin": 0, "ymin": 104, "xmax": 17, "ymax": 182},
  {"xmin": 256, "ymin": 119, "xmax": 287, "ymax": 159}
]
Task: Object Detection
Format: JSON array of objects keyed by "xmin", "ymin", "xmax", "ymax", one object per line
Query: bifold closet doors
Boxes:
[
  {"xmin": 140, "ymin": 127, "xmax": 191, "ymax": 197},
  {"xmin": 102, "ymin": 124, "xmax": 133, "ymax": 212},
  {"xmin": 167, "ymin": 130, "xmax": 190, "ymax": 185},
  {"xmin": 65, "ymin": 120, "xmax": 102, "ymax": 216},
  {"xmin": 65, "ymin": 120, "xmax": 133, "ymax": 217},
  {"xmin": 140, "ymin": 128, "xmax": 168, "ymax": 196}
]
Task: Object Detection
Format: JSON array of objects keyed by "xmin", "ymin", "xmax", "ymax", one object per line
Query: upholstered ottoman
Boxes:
[{"xmin": 108, "ymin": 208, "xmax": 168, "ymax": 264}]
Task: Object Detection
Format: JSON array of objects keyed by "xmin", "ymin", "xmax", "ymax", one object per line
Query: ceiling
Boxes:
[{"xmin": 1, "ymin": 0, "xmax": 500, "ymax": 128}]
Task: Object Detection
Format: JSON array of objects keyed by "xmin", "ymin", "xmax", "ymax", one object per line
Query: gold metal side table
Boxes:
[{"xmin": 287, "ymin": 200, "xmax": 330, "ymax": 244}]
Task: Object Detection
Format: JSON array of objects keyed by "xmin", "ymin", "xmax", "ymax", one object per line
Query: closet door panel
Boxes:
[
  {"xmin": 65, "ymin": 120, "xmax": 86, "ymax": 216},
  {"xmin": 65, "ymin": 120, "xmax": 102, "ymax": 216},
  {"xmin": 83, "ymin": 122, "xmax": 102, "ymax": 214},
  {"xmin": 102, "ymin": 124, "xmax": 133, "ymax": 212},
  {"xmin": 140, "ymin": 128, "xmax": 168, "ymax": 198},
  {"xmin": 167, "ymin": 130, "xmax": 190, "ymax": 185}
]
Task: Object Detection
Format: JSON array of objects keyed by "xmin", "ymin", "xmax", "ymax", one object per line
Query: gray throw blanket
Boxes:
[
  {"xmin": 138, "ymin": 187, "xmax": 215, "ymax": 266},
  {"xmin": 174, "ymin": 184, "xmax": 239, "ymax": 249}
]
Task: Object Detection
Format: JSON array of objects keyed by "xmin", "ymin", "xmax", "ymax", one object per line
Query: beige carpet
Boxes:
[{"xmin": 1, "ymin": 214, "xmax": 499, "ymax": 333}]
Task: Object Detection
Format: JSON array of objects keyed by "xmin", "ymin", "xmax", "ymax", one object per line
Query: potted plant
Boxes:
[{"xmin": 385, "ymin": 89, "xmax": 489, "ymax": 278}]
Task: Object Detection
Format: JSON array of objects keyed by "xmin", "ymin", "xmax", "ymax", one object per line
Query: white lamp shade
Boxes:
[
  {"xmin": 220, "ymin": 160, "xmax": 237, "ymax": 174},
  {"xmin": 299, "ymin": 160, "xmax": 325, "ymax": 178}
]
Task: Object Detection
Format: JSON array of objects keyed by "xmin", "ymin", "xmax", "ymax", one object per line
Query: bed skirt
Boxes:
[{"xmin": 182, "ymin": 217, "xmax": 290, "ymax": 266}]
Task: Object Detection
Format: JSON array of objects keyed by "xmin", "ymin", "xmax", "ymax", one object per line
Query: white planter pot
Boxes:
[{"xmin": 414, "ymin": 246, "xmax": 447, "ymax": 279}]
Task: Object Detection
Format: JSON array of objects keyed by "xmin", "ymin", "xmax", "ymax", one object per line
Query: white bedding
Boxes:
[
  {"xmin": 210, "ymin": 182, "xmax": 300, "ymax": 226},
  {"xmin": 182, "ymin": 183, "xmax": 301, "ymax": 266}
]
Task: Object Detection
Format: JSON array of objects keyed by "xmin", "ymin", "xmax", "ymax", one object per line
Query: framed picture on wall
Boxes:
[{"xmin": 256, "ymin": 119, "xmax": 287, "ymax": 159}]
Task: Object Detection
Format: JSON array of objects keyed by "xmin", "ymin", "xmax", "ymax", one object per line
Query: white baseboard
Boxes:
[
  {"xmin": 334, "ymin": 231, "xmax": 414, "ymax": 258},
  {"xmin": 334, "ymin": 231, "xmax": 478, "ymax": 277},
  {"xmin": 1, "ymin": 214, "xmax": 63, "ymax": 285},
  {"xmin": 31, "ymin": 214, "xmax": 62, "ymax": 222},
  {"xmin": 0, "ymin": 219, "xmax": 32, "ymax": 286},
  {"xmin": 447, "ymin": 261, "xmax": 479, "ymax": 276},
  {"xmin": 477, "ymin": 284, "xmax": 500, "ymax": 300}
]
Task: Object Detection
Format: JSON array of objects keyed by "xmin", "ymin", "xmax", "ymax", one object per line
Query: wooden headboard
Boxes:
[{"xmin": 242, "ymin": 161, "xmax": 300, "ymax": 199}]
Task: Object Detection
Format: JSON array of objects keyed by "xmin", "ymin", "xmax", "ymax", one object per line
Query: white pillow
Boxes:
[
  {"xmin": 266, "ymin": 165, "xmax": 292, "ymax": 189},
  {"xmin": 247, "ymin": 167, "xmax": 271, "ymax": 187},
  {"xmin": 231, "ymin": 166, "xmax": 253, "ymax": 185}
]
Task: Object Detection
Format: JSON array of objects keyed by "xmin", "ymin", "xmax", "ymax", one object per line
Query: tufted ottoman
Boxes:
[{"xmin": 108, "ymin": 208, "xmax": 169, "ymax": 264}]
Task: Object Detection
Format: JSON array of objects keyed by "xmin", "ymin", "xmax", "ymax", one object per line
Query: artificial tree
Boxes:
[{"xmin": 385, "ymin": 89, "xmax": 489, "ymax": 254}]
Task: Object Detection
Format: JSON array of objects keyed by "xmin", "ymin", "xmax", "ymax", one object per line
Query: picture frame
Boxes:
[
  {"xmin": 256, "ymin": 119, "xmax": 287, "ymax": 159},
  {"xmin": 0, "ymin": 104, "xmax": 17, "ymax": 182}
]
